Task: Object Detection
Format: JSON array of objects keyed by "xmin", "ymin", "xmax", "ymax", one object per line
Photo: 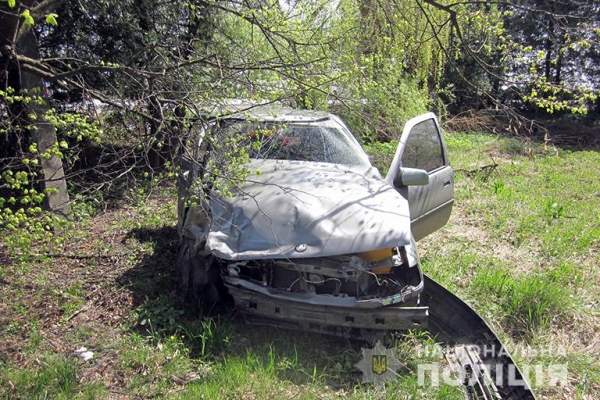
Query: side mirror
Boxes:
[{"xmin": 393, "ymin": 167, "xmax": 429, "ymax": 187}]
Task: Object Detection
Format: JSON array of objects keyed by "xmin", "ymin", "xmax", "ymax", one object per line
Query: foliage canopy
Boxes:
[{"xmin": 0, "ymin": 0, "xmax": 598, "ymax": 244}]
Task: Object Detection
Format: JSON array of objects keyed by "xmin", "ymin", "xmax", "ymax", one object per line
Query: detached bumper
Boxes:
[{"xmin": 225, "ymin": 283, "xmax": 428, "ymax": 332}]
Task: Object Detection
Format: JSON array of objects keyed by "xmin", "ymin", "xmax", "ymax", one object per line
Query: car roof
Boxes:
[{"xmin": 226, "ymin": 106, "xmax": 331, "ymax": 122}]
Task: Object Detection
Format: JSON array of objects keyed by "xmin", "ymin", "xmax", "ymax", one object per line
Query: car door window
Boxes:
[{"xmin": 401, "ymin": 119, "xmax": 445, "ymax": 172}]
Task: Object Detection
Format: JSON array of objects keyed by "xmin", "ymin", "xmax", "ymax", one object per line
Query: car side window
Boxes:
[{"xmin": 401, "ymin": 119, "xmax": 445, "ymax": 172}]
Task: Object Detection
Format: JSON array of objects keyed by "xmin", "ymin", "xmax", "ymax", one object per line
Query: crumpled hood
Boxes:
[{"xmin": 204, "ymin": 159, "xmax": 412, "ymax": 260}]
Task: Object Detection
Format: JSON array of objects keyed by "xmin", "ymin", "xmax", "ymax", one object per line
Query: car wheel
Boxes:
[{"xmin": 176, "ymin": 237, "xmax": 221, "ymax": 307}]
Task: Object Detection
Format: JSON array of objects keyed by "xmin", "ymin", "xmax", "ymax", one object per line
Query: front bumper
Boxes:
[{"xmin": 225, "ymin": 282, "xmax": 429, "ymax": 332}]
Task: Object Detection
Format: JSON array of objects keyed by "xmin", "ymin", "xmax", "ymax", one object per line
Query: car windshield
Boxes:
[{"xmin": 215, "ymin": 119, "xmax": 368, "ymax": 166}]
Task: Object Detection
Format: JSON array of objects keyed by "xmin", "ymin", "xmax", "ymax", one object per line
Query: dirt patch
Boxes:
[
  {"xmin": 0, "ymin": 195, "xmax": 179, "ymax": 397},
  {"xmin": 420, "ymin": 204, "xmax": 541, "ymax": 274}
]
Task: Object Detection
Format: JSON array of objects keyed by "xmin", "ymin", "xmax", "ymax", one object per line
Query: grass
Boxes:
[
  {"xmin": 1, "ymin": 132, "xmax": 599, "ymax": 399},
  {"xmin": 470, "ymin": 267, "xmax": 570, "ymax": 335},
  {"xmin": 418, "ymin": 132, "xmax": 600, "ymax": 398}
]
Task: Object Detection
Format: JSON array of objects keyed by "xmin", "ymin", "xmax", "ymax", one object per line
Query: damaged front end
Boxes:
[{"xmin": 218, "ymin": 243, "xmax": 428, "ymax": 336}]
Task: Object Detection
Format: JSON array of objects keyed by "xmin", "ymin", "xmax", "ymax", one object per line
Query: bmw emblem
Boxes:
[{"xmin": 295, "ymin": 243, "xmax": 307, "ymax": 252}]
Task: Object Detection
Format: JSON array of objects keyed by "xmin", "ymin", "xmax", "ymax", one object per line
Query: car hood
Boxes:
[{"xmin": 197, "ymin": 159, "xmax": 412, "ymax": 260}]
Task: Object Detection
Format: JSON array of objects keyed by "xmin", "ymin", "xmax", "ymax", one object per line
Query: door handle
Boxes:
[{"xmin": 443, "ymin": 180, "xmax": 452, "ymax": 187}]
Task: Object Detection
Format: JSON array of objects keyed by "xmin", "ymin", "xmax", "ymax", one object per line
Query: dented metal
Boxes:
[{"xmin": 183, "ymin": 159, "xmax": 413, "ymax": 260}]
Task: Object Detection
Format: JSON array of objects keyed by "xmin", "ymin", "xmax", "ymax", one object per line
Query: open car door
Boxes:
[{"xmin": 385, "ymin": 113, "xmax": 454, "ymax": 241}]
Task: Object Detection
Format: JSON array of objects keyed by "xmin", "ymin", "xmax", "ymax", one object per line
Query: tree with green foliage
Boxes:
[
  {"xmin": 0, "ymin": 0, "xmax": 106, "ymax": 245},
  {"xmin": 423, "ymin": 0, "xmax": 599, "ymax": 115},
  {"xmin": 505, "ymin": 0, "xmax": 599, "ymax": 114},
  {"xmin": 1, "ymin": 0, "xmax": 73, "ymax": 246},
  {"xmin": 2, "ymin": 0, "xmax": 599, "ymax": 251}
]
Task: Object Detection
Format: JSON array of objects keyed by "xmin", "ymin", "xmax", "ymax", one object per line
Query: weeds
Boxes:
[
  {"xmin": 133, "ymin": 295, "xmax": 185, "ymax": 336},
  {"xmin": 0, "ymin": 353, "xmax": 103, "ymax": 399},
  {"xmin": 543, "ymin": 199, "xmax": 567, "ymax": 220},
  {"xmin": 471, "ymin": 268, "xmax": 572, "ymax": 338},
  {"xmin": 182, "ymin": 317, "xmax": 235, "ymax": 359}
]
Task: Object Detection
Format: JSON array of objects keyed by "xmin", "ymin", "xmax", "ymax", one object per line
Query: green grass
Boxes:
[
  {"xmin": 368, "ymin": 132, "xmax": 599, "ymax": 397},
  {"xmin": 420, "ymin": 132, "xmax": 600, "ymax": 397},
  {"xmin": 1, "ymin": 353, "xmax": 106, "ymax": 399},
  {"xmin": 470, "ymin": 267, "xmax": 572, "ymax": 336},
  {"xmin": 1, "ymin": 133, "xmax": 599, "ymax": 399}
]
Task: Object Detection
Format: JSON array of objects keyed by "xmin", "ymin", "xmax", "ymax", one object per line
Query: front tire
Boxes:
[{"xmin": 175, "ymin": 237, "xmax": 221, "ymax": 307}]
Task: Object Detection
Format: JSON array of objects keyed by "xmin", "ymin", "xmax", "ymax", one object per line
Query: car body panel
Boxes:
[
  {"xmin": 182, "ymin": 159, "xmax": 413, "ymax": 260},
  {"xmin": 227, "ymin": 283, "xmax": 429, "ymax": 332},
  {"xmin": 385, "ymin": 113, "xmax": 454, "ymax": 241}
]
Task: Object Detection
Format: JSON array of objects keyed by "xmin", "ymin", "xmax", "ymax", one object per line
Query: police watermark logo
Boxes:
[
  {"xmin": 372, "ymin": 354, "xmax": 387, "ymax": 375},
  {"xmin": 415, "ymin": 344, "xmax": 568, "ymax": 389},
  {"xmin": 355, "ymin": 341, "xmax": 403, "ymax": 386}
]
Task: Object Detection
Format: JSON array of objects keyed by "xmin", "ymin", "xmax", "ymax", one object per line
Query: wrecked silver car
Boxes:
[{"xmin": 177, "ymin": 107, "xmax": 454, "ymax": 336}]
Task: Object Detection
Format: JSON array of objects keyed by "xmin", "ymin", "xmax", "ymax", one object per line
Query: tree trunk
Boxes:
[
  {"xmin": 554, "ymin": 29, "xmax": 563, "ymax": 84},
  {"xmin": 0, "ymin": 5, "xmax": 70, "ymax": 215},
  {"xmin": 20, "ymin": 30, "xmax": 70, "ymax": 214},
  {"xmin": 544, "ymin": 17, "xmax": 554, "ymax": 81}
]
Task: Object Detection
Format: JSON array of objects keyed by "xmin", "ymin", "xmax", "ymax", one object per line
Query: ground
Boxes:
[{"xmin": 1, "ymin": 130, "xmax": 599, "ymax": 399}]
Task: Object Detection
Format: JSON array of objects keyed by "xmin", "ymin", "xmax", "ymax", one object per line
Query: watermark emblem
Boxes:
[
  {"xmin": 355, "ymin": 341, "xmax": 403, "ymax": 386},
  {"xmin": 372, "ymin": 354, "xmax": 387, "ymax": 375}
]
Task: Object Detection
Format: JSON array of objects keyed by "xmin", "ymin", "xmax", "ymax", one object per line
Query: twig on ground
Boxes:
[{"xmin": 455, "ymin": 163, "xmax": 498, "ymax": 181}]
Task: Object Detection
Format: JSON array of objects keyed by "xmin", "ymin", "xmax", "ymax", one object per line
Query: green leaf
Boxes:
[
  {"xmin": 45, "ymin": 13, "xmax": 58, "ymax": 26},
  {"xmin": 8, "ymin": 0, "xmax": 16, "ymax": 8},
  {"xmin": 20, "ymin": 9, "xmax": 35, "ymax": 26}
]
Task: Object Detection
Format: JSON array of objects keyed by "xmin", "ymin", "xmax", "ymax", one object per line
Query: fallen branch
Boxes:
[
  {"xmin": 64, "ymin": 304, "xmax": 90, "ymax": 322},
  {"xmin": 14, "ymin": 252, "xmax": 138, "ymax": 259},
  {"xmin": 455, "ymin": 163, "xmax": 498, "ymax": 181}
]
